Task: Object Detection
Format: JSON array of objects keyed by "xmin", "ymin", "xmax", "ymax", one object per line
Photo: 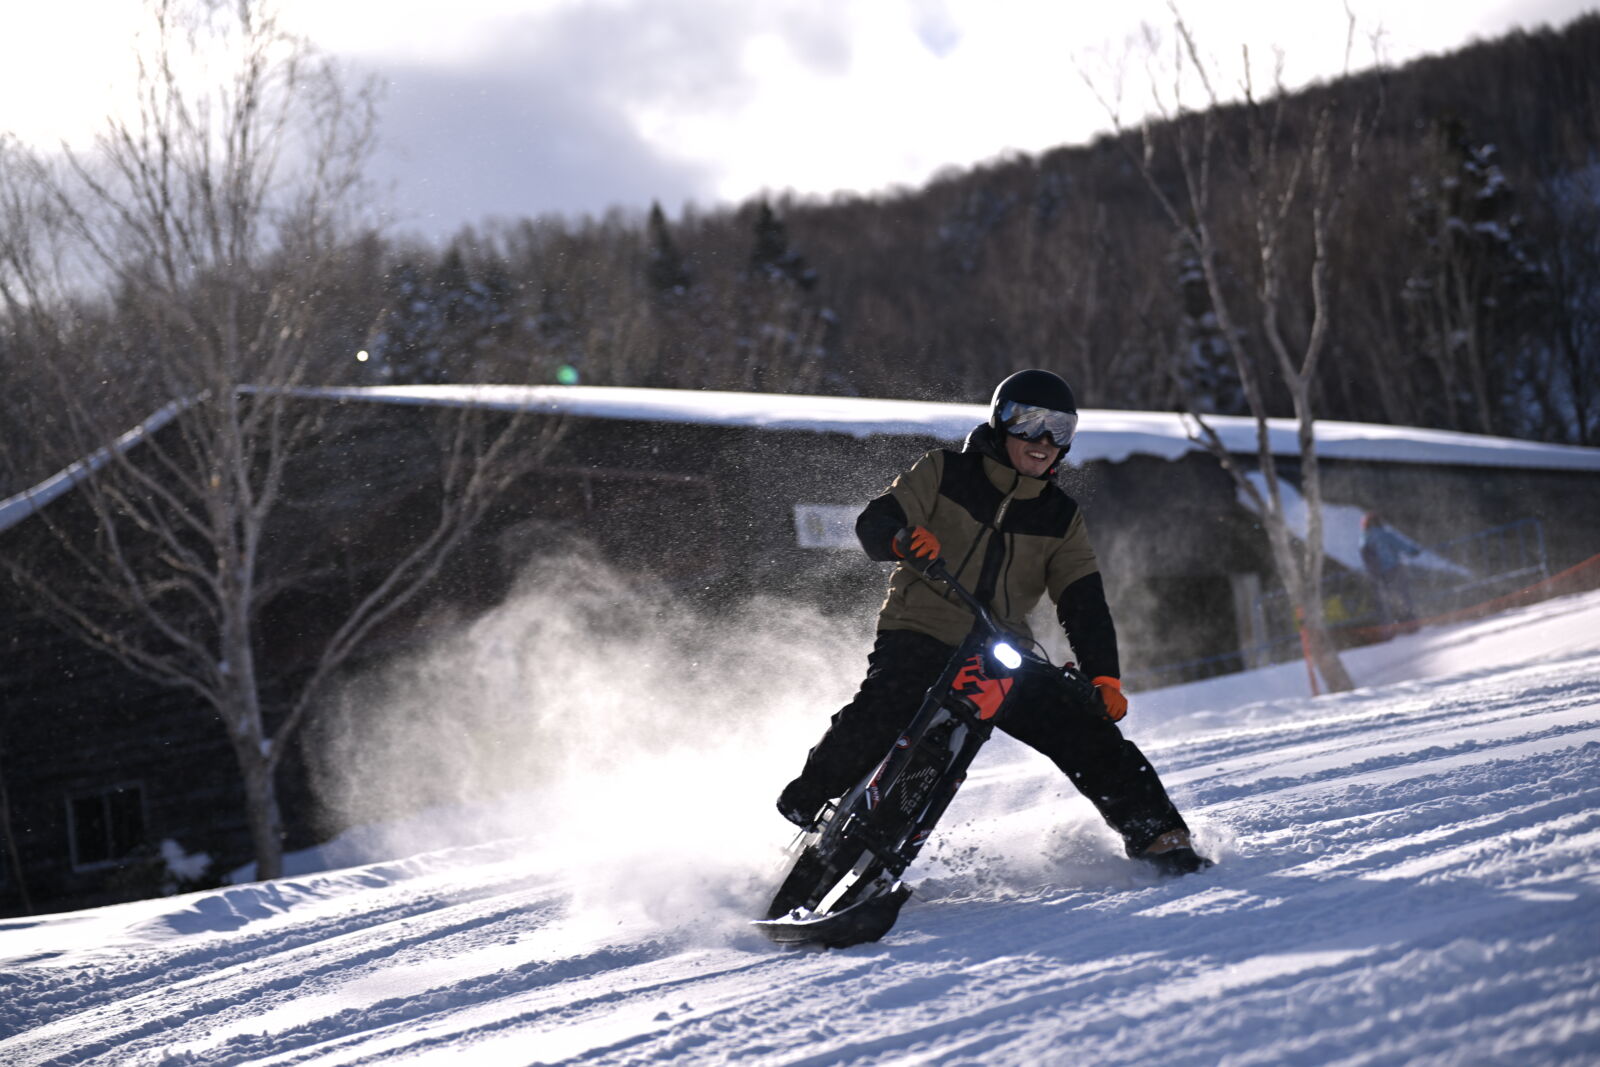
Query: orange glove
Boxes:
[
  {"xmin": 892, "ymin": 525, "xmax": 941, "ymax": 562},
  {"xmin": 1093, "ymin": 676, "xmax": 1127, "ymax": 722}
]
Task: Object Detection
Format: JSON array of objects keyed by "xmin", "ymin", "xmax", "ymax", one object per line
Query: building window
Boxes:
[{"xmin": 68, "ymin": 785, "xmax": 145, "ymax": 868}]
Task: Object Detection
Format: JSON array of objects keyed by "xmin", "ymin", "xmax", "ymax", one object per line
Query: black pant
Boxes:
[
  {"xmin": 792, "ymin": 629, "xmax": 1189, "ymax": 856},
  {"xmin": 1369, "ymin": 565, "xmax": 1417, "ymax": 624}
]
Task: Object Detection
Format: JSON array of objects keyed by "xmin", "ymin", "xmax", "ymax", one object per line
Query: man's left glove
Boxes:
[
  {"xmin": 892, "ymin": 525, "xmax": 941, "ymax": 563},
  {"xmin": 1093, "ymin": 676, "xmax": 1127, "ymax": 722}
]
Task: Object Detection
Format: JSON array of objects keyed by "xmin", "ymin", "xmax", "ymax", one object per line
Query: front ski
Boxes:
[{"xmin": 752, "ymin": 883, "xmax": 913, "ymax": 948}]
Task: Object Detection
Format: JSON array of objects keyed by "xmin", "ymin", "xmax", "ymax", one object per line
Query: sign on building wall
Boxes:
[{"xmin": 793, "ymin": 504, "xmax": 860, "ymax": 549}]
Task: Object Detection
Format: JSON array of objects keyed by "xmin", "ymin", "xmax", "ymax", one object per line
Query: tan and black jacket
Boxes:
[{"xmin": 855, "ymin": 423, "xmax": 1120, "ymax": 679}]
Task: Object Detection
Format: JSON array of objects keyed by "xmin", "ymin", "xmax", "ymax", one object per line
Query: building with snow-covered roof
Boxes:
[
  {"xmin": 2, "ymin": 384, "xmax": 1598, "ymax": 917},
  {"xmin": 254, "ymin": 382, "xmax": 1600, "ymax": 471},
  {"xmin": 249, "ymin": 383, "xmax": 1600, "ymax": 670}
]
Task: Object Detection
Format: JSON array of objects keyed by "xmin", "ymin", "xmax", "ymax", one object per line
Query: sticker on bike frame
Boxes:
[{"xmin": 952, "ymin": 654, "xmax": 1014, "ymax": 720}]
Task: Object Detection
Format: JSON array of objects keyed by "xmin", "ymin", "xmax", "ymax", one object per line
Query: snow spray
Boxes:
[{"xmin": 306, "ymin": 543, "xmax": 871, "ymax": 936}]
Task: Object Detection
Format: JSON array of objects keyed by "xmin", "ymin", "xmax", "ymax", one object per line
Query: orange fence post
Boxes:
[{"xmin": 1296, "ymin": 605, "xmax": 1321, "ymax": 697}]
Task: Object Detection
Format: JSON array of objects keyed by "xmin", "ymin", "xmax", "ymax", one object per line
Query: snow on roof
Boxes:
[
  {"xmin": 5, "ymin": 384, "xmax": 1598, "ymax": 535},
  {"xmin": 299, "ymin": 384, "xmax": 1600, "ymax": 472},
  {"xmin": 0, "ymin": 399, "xmax": 188, "ymax": 535}
]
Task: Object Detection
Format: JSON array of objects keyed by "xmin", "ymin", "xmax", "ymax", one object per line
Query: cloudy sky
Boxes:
[{"xmin": 4, "ymin": 0, "xmax": 1592, "ymax": 241}]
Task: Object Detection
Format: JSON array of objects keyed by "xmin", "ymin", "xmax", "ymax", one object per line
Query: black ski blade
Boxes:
[{"xmin": 751, "ymin": 883, "xmax": 913, "ymax": 948}]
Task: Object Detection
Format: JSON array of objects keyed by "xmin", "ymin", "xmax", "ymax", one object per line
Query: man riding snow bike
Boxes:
[
  {"xmin": 765, "ymin": 370, "xmax": 1209, "ymax": 943},
  {"xmin": 759, "ymin": 553, "xmax": 1135, "ymax": 945}
]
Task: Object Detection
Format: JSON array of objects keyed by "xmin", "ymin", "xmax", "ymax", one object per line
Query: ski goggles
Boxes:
[{"xmin": 998, "ymin": 401, "xmax": 1078, "ymax": 447}]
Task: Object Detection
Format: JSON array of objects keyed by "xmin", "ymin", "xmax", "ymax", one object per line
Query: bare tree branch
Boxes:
[
  {"xmin": 0, "ymin": 0, "xmax": 544, "ymax": 881},
  {"xmin": 1081, "ymin": 5, "xmax": 1383, "ymax": 692}
]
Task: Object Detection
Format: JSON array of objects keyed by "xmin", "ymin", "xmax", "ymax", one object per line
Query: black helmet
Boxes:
[{"xmin": 989, "ymin": 369, "xmax": 1079, "ymax": 452}]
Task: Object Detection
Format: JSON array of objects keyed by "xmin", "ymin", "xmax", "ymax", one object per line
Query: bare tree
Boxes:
[
  {"xmin": 0, "ymin": 0, "xmax": 557, "ymax": 880},
  {"xmin": 1, "ymin": 135, "xmax": 82, "ymax": 493},
  {"xmin": 1085, "ymin": 6, "xmax": 1380, "ymax": 692}
]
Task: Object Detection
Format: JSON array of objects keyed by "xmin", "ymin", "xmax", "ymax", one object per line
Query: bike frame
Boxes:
[{"xmin": 792, "ymin": 559, "xmax": 1065, "ymax": 915}]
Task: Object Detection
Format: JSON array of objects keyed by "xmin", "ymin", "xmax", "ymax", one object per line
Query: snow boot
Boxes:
[
  {"xmin": 1137, "ymin": 829, "xmax": 1213, "ymax": 877},
  {"xmin": 777, "ymin": 779, "xmax": 826, "ymax": 830}
]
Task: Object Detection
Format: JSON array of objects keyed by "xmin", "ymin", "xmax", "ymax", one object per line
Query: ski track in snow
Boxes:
[{"xmin": 3, "ymin": 601, "xmax": 1600, "ymax": 1065}]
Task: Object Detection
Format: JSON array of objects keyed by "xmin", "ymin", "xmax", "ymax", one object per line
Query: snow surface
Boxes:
[{"xmin": 3, "ymin": 587, "xmax": 1599, "ymax": 1065}]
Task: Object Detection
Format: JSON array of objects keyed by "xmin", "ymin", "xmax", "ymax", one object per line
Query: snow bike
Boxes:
[{"xmin": 754, "ymin": 555, "xmax": 1100, "ymax": 949}]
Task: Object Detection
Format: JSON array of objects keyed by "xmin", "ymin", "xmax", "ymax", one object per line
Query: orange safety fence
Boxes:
[{"xmin": 1344, "ymin": 551, "xmax": 1600, "ymax": 646}]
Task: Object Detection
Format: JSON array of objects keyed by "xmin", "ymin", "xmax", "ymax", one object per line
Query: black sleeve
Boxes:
[
  {"xmin": 855, "ymin": 492, "xmax": 908, "ymax": 562},
  {"xmin": 1056, "ymin": 572, "xmax": 1121, "ymax": 679}
]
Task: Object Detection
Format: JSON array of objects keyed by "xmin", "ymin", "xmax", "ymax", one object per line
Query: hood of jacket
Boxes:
[{"xmin": 963, "ymin": 421, "xmax": 1063, "ymax": 484}]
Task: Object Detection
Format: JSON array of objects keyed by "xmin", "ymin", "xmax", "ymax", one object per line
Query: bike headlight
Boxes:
[{"xmin": 990, "ymin": 641, "xmax": 1022, "ymax": 671}]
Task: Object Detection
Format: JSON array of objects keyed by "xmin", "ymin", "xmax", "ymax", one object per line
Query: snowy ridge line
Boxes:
[
  {"xmin": 1126, "ymin": 650, "xmax": 1600, "ymax": 781},
  {"xmin": 1267, "ymin": 778, "xmax": 1600, "ymax": 882},
  {"xmin": 1144, "ymin": 657, "xmax": 1600, "ymax": 766},
  {"xmin": 4, "ymin": 891, "xmax": 580, "ymax": 1065},
  {"xmin": 0, "ymin": 839, "xmax": 528, "ymax": 963},
  {"xmin": 18, "ymin": 899, "xmax": 585, "ymax": 1067},
  {"xmin": 1170, "ymin": 702, "xmax": 1600, "ymax": 807},
  {"xmin": 0, "ymin": 848, "xmax": 556, "ymax": 1039},
  {"xmin": 1212, "ymin": 735, "xmax": 1600, "ymax": 856},
  {"xmin": 315, "ymin": 951, "xmax": 783, "ymax": 1067},
  {"xmin": 1157, "ymin": 716, "xmax": 1600, "ymax": 811},
  {"xmin": 1367, "ymin": 796, "xmax": 1600, "ymax": 885},
  {"xmin": 156, "ymin": 941, "xmax": 774, "ymax": 1066}
]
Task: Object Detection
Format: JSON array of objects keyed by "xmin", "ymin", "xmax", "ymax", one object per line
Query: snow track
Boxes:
[{"xmin": 3, "ymin": 596, "xmax": 1599, "ymax": 1065}]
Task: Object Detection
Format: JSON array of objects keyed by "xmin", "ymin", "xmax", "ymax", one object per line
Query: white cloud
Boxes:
[
  {"xmin": 6, "ymin": 0, "xmax": 1593, "ymax": 237},
  {"xmin": 0, "ymin": 4, "xmax": 145, "ymax": 147}
]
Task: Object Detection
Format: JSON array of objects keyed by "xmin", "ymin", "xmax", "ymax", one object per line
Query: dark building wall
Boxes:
[
  {"xmin": 0, "ymin": 617, "xmax": 246, "ymax": 914},
  {"xmin": 1071, "ymin": 455, "xmax": 1266, "ymax": 684},
  {"xmin": 1318, "ymin": 459, "xmax": 1600, "ymax": 575}
]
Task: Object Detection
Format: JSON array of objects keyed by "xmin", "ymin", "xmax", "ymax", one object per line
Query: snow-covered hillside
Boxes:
[{"xmin": 3, "ymin": 590, "xmax": 1599, "ymax": 1065}]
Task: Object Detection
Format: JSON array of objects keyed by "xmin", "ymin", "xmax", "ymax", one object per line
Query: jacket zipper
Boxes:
[{"xmin": 976, "ymin": 476, "xmax": 1019, "ymax": 612}]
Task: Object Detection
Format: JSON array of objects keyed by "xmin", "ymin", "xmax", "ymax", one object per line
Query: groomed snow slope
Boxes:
[{"xmin": 3, "ymin": 591, "xmax": 1599, "ymax": 1066}]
